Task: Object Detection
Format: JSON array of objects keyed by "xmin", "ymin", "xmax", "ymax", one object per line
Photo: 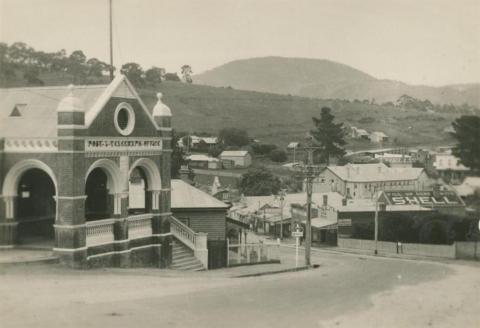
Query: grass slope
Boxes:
[{"xmin": 2, "ymin": 71, "xmax": 458, "ymax": 149}]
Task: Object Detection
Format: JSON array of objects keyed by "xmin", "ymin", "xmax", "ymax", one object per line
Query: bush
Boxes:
[
  {"xmin": 269, "ymin": 149, "xmax": 288, "ymax": 162},
  {"xmin": 251, "ymin": 143, "xmax": 277, "ymax": 155}
]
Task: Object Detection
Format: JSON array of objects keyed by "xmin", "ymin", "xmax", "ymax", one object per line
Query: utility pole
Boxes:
[
  {"xmin": 294, "ymin": 135, "xmax": 322, "ymax": 266},
  {"xmin": 109, "ymin": 0, "xmax": 114, "ymax": 81},
  {"xmin": 279, "ymin": 189, "xmax": 287, "ymax": 240}
]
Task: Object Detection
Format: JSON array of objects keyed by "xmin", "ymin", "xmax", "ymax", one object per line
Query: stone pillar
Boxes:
[
  {"xmin": 54, "ymin": 87, "xmax": 88, "ymax": 268},
  {"xmin": 113, "ymin": 155, "xmax": 131, "ymax": 267}
]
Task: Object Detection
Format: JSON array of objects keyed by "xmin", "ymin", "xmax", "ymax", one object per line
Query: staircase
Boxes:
[{"xmin": 170, "ymin": 239, "xmax": 206, "ymax": 271}]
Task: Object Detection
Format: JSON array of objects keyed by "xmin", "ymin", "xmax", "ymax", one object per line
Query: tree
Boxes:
[
  {"xmin": 239, "ymin": 167, "xmax": 281, "ymax": 196},
  {"xmin": 218, "ymin": 128, "xmax": 250, "ymax": 147},
  {"xmin": 23, "ymin": 67, "xmax": 44, "ymax": 85},
  {"xmin": 181, "ymin": 65, "xmax": 193, "ymax": 83},
  {"xmin": 171, "ymin": 130, "xmax": 187, "ymax": 178},
  {"xmin": 451, "ymin": 116, "xmax": 480, "ymax": 173},
  {"xmin": 269, "ymin": 149, "xmax": 288, "ymax": 163},
  {"xmin": 67, "ymin": 50, "xmax": 88, "ymax": 83},
  {"xmin": 310, "ymin": 107, "xmax": 347, "ymax": 165},
  {"xmin": 145, "ymin": 66, "xmax": 165, "ymax": 84},
  {"xmin": 86, "ymin": 58, "xmax": 108, "ymax": 78},
  {"xmin": 120, "ymin": 62, "xmax": 144, "ymax": 86},
  {"xmin": 164, "ymin": 72, "xmax": 181, "ymax": 82}
]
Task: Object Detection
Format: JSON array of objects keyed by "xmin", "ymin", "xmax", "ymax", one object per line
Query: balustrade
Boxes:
[
  {"xmin": 85, "ymin": 218, "xmax": 115, "ymax": 247},
  {"xmin": 128, "ymin": 214, "xmax": 153, "ymax": 239}
]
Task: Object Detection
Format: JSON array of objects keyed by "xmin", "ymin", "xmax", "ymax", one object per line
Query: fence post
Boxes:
[
  {"xmin": 226, "ymin": 238, "xmax": 230, "ymax": 267},
  {"xmin": 277, "ymin": 238, "xmax": 281, "ymax": 260}
]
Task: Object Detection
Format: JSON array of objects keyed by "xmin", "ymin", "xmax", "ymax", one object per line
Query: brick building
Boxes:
[{"xmin": 0, "ymin": 75, "xmax": 174, "ymax": 268}]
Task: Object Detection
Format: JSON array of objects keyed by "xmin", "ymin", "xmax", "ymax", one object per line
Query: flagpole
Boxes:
[{"xmin": 109, "ymin": 0, "xmax": 114, "ymax": 81}]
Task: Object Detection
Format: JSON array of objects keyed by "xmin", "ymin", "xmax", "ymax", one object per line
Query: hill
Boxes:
[
  {"xmin": 0, "ymin": 60, "xmax": 461, "ymax": 150},
  {"xmin": 194, "ymin": 57, "xmax": 480, "ymax": 107},
  {"xmin": 141, "ymin": 81, "xmax": 459, "ymax": 149}
]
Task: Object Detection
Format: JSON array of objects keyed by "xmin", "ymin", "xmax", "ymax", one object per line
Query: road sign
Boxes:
[{"xmin": 292, "ymin": 231, "xmax": 303, "ymax": 238}]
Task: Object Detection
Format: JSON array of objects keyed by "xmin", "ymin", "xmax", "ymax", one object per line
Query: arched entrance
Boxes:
[
  {"xmin": 129, "ymin": 158, "xmax": 162, "ymax": 213},
  {"xmin": 2, "ymin": 160, "xmax": 58, "ymax": 248},
  {"xmin": 16, "ymin": 168, "xmax": 56, "ymax": 246},
  {"xmin": 128, "ymin": 167, "xmax": 149, "ymax": 214},
  {"xmin": 85, "ymin": 168, "xmax": 110, "ymax": 221},
  {"xmin": 84, "ymin": 159, "xmax": 123, "ymax": 221}
]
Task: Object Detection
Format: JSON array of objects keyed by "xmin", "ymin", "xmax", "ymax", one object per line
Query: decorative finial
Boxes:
[{"xmin": 157, "ymin": 92, "xmax": 163, "ymax": 101}]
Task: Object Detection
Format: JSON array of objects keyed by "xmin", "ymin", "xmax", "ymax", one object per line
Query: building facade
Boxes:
[
  {"xmin": 0, "ymin": 75, "xmax": 173, "ymax": 268},
  {"xmin": 310, "ymin": 163, "xmax": 432, "ymax": 199},
  {"xmin": 219, "ymin": 150, "xmax": 252, "ymax": 168}
]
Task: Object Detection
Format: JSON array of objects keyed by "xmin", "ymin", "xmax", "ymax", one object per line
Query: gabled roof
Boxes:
[
  {"xmin": 220, "ymin": 150, "xmax": 249, "ymax": 157},
  {"xmin": 187, "ymin": 154, "xmax": 219, "ymax": 162},
  {"xmin": 0, "ymin": 75, "xmax": 159, "ymax": 138},
  {"xmin": 0, "ymin": 84, "xmax": 106, "ymax": 137},
  {"xmin": 171, "ymin": 179, "xmax": 229, "ymax": 209},
  {"xmin": 326, "ymin": 163, "xmax": 424, "ymax": 182}
]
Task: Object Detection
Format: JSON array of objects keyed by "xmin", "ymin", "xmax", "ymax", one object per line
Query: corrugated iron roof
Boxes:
[
  {"xmin": 0, "ymin": 84, "xmax": 107, "ymax": 138},
  {"xmin": 327, "ymin": 163, "xmax": 424, "ymax": 182},
  {"xmin": 171, "ymin": 179, "xmax": 229, "ymax": 209}
]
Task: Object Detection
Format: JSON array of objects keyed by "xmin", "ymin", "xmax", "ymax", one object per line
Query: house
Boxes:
[
  {"xmin": 454, "ymin": 177, "xmax": 480, "ymax": 198},
  {"xmin": 180, "ymin": 135, "xmax": 218, "ymax": 152},
  {"xmin": 187, "ymin": 154, "xmax": 221, "ymax": 169},
  {"xmin": 431, "ymin": 151, "xmax": 470, "ymax": 184},
  {"xmin": 370, "ymin": 131, "xmax": 389, "ymax": 143},
  {"xmin": 351, "ymin": 127, "xmax": 370, "ymax": 140},
  {"xmin": 171, "ymin": 179, "xmax": 230, "ymax": 269},
  {"xmin": 219, "ymin": 150, "xmax": 252, "ymax": 168},
  {"xmin": 310, "ymin": 163, "xmax": 432, "ymax": 199},
  {"xmin": 374, "ymin": 153, "xmax": 413, "ymax": 168}
]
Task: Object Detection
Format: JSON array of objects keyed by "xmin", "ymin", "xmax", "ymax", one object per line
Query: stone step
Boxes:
[
  {"xmin": 172, "ymin": 256, "xmax": 200, "ymax": 266},
  {"xmin": 170, "ymin": 262, "xmax": 205, "ymax": 271}
]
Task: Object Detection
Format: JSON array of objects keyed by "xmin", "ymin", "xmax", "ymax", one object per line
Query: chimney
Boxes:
[
  {"xmin": 342, "ymin": 198, "xmax": 347, "ymax": 206},
  {"xmin": 179, "ymin": 165, "xmax": 192, "ymax": 184},
  {"xmin": 323, "ymin": 195, "xmax": 328, "ymax": 207}
]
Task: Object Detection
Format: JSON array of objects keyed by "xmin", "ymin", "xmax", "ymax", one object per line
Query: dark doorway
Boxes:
[
  {"xmin": 85, "ymin": 168, "xmax": 110, "ymax": 221},
  {"xmin": 16, "ymin": 168, "xmax": 56, "ymax": 246}
]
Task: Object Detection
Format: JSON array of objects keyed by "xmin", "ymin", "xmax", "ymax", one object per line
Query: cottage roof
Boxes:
[
  {"xmin": 433, "ymin": 153, "xmax": 469, "ymax": 171},
  {"xmin": 287, "ymin": 142, "xmax": 299, "ymax": 148},
  {"xmin": 220, "ymin": 150, "xmax": 249, "ymax": 157},
  {"xmin": 187, "ymin": 154, "xmax": 219, "ymax": 162},
  {"xmin": 454, "ymin": 177, "xmax": 480, "ymax": 197},
  {"xmin": 171, "ymin": 179, "xmax": 229, "ymax": 209},
  {"xmin": 372, "ymin": 131, "xmax": 388, "ymax": 137},
  {"xmin": 326, "ymin": 163, "xmax": 424, "ymax": 182}
]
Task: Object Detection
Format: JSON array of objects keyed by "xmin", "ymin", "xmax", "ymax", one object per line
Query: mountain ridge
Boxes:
[{"xmin": 194, "ymin": 56, "xmax": 480, "ymax": 107}]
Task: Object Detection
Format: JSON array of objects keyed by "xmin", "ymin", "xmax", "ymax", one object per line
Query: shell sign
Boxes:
[{"xmin": 382, "ymin": 191, "xmax": 464, "ymax": 207}]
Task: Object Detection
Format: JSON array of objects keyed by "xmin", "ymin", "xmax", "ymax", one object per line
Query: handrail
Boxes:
[{"xmin": 169, "ymin": 216, "xmax": 196, "ymax": 250}]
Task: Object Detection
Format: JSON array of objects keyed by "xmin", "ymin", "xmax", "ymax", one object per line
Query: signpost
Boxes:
[{"xmin": 292, "ymin": 224, "xmax": 303, "ymax": 268}]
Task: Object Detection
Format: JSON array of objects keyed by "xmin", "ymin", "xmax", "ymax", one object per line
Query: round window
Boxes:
[{"xmin": 114, "ymin": 103, "xmax": 135, "ymax": 136}]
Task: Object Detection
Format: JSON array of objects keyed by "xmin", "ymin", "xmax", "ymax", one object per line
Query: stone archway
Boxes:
[
  {"xmin": 85, "ymin": 159, "xmax": 123, "ymax": 220},
  {"xmin": 129, "ymin": 158, "xmax": 162, "ymax": 212},
  {"xmin": 2, "ymin": 159, "xmax": 58, "ymax": 246}
]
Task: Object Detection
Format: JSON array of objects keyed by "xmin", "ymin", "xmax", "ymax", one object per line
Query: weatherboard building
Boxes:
[{"xmin": 0, "ymin": 75, "xmax": 176, "ymax": 268}]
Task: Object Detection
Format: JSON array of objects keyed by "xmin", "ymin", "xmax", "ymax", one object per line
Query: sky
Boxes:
[{"xmin": 1, "ymin": 0, "xmax": 479, "ymax": 86}]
